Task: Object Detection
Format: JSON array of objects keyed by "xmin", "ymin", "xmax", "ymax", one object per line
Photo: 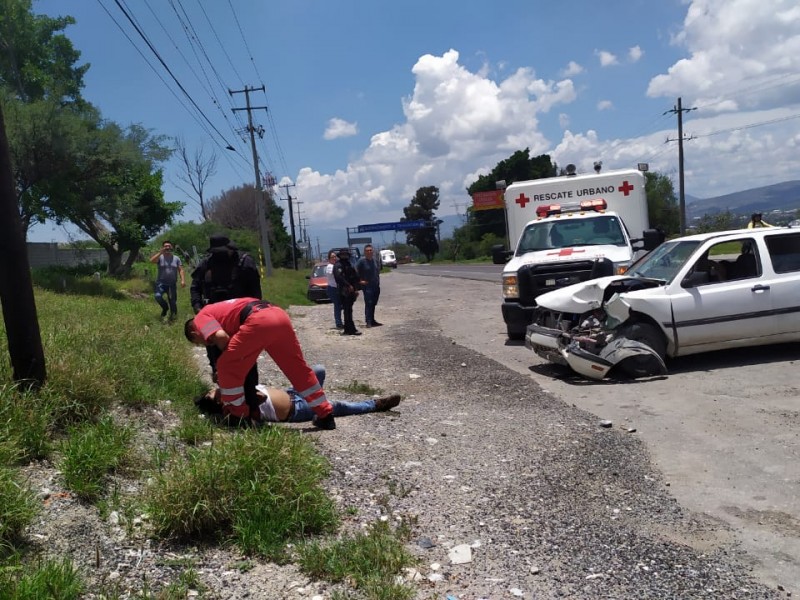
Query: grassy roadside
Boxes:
[{"xmin": 0, "ymin": 264, "xmax": 415, "ymax": 599}]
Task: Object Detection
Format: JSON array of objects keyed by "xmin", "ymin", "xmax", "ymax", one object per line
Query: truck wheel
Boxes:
[
  {"xmin": 506, "ymin": 326, "xmax": 525, "ymax": 341},
  {"xmin": 614, "ymin": 322, "xmax": 667, "ymax": 377}
]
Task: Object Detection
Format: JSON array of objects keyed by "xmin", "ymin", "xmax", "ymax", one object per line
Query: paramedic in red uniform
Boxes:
[{"xmin": 184, "ymin": 297, "xmax": 336, "ymax": 430}]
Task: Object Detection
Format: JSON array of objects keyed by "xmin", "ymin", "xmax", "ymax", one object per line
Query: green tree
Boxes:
[
  {"xmin": 206, "ymin": 183, "xmax": 291, "ymax": 268},
  {"xmin": 47, "ymin": 120, "xmax": 181, "ymax": 276},
  {"xmin": 645, "ymin": 171, "xmax": 680, "ymax": 234},
  {"xmin": 2, "ymin": 95, "xmax": 88, "ymax": 234},
  {"xmin": 402, "ymin": 186, "xmax": 440, "ymax": 261},
  {"xmin": 0, "ymin": 0, "xmax": 88, "ymax": 102},
  {"xmin": 466, "ymin": 149, "xmax": 556, "ymax": 241}
]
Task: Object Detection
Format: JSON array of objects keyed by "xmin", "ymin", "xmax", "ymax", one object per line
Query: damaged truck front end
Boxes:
[{"xmin": 526, "ymin": 276, "xmax": 668, "ymax": 380}]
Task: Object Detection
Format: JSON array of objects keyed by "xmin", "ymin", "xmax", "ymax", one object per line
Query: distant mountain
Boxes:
[{"xmin": 687, "ymin": 180, "xmax": 800, "ymax": 219}]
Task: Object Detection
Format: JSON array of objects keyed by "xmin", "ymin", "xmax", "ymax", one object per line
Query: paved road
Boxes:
[{"xmin": 384, "ymin": 265, "xmax": 800, "ymax": 593}]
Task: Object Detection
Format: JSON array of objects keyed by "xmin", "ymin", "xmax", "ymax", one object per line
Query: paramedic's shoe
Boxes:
[
  {"xmin": 374, "ymin": 394, "xmax": 401, "ymax": 411},
  {"xmin": 312, "ymin": 414, "xmax": 336, "ymax": 430}
]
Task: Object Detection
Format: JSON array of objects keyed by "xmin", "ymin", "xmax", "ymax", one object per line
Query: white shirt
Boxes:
[{"xmin": 325, "ymin": 263, "xmax": 337, "ymax": 288}]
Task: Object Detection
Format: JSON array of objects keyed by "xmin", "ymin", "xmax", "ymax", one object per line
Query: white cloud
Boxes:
[
  {"xmin": 595, "ymin": 50, "xmax": 618, "ymax": 67},
  {"xmin": 561, "ymin": 61, "xmax": 584, "ymax": 77},
  {"xmin": 323, "ymin": 118, "xmax": 358, "ymax": 140},
  {"xmin": 647, "ymin": 0, "xmax": 800, "ymax": 112},
  {"xmin": 294, "ymin": 1, "xmax": 800, "ymax": 233}
]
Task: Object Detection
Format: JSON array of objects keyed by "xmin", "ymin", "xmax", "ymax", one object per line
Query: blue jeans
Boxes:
[
  {"xmin": 363, "ymin": 284, "xmax": 380, "ymax": 325},
  {"xmin": 154, "ymin": 281, "xmax": 177, "ymax": 315},
  {"xmin": 287, "ymin": 365, "xmax": 376, "ymax": 422},
  {"xmin": 326, "ymin": 285, "xmax": 343, "ymax": 327}
]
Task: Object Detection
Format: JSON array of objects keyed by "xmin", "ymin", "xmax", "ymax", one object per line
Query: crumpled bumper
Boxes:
[{"xmin": 526, "ymin": 323, "xmax": 667, "ymax": 380}]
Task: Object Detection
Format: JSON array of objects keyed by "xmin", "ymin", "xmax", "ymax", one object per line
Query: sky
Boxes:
[{"xmin": 29, "ymin": 0, "xmax": 800, "ymax": 247}]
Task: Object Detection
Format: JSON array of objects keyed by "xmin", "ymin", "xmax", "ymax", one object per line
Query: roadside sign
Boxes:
[
  {"xmin": 471, "ymin": 190, "xmax": 505, "ymax": 211},
  {"xmin": 349, "ymin": 237, "xmax": 372, "ymax": 244},
  {"xmin": 357, "ymin": 220, "xmax": 430, "ymax": 233}
]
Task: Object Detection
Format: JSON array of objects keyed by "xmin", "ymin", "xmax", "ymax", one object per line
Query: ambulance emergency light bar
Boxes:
[{"xmin": 535, "ymin": 198, "xmax": 607, "ymax": 218}]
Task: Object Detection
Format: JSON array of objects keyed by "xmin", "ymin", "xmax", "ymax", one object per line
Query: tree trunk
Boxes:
[{"xmin": 0, "ymin": 104, "xmax": 46, "ymax": 388}]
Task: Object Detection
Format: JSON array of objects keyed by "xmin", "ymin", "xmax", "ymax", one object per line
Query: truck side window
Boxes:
[{"xmin": 765, "ymin": 231, "xmax": 800, "ymax": 273}]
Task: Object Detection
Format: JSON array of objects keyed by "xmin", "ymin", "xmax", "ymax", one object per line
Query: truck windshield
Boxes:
[
  {"xmin": 626, "ymin": 239, "xmax": 702, "ymax": 283},
  {"xmin": 516, "ymin": 215, "xmax": 627, "ymax": 255}
]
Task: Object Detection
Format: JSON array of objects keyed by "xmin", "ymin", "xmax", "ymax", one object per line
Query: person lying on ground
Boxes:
[
  {"xmin": 185, "ymin": 297, "xmax": 337, "ymax": 429},
  {"xmin": 194, "ymin": 364, "xmax": 401, "ymax": 424}
]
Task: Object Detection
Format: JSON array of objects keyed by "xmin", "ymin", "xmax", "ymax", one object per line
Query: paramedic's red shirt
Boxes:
[{"xmin": 194, "ymin": 297, "xmax": 256, "ymax": 341}]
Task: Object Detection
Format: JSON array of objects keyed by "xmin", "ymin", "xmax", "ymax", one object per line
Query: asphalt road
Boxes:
[{"xmin": 386, "ymin": 264, "xmax": 800, "ymax": 593}]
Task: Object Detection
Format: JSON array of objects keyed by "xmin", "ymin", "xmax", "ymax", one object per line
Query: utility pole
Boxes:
[
  {"xmin": 279, "ymin": 183, "xmax": 298, "ymax": 270},
  {"xmin": 230, "ymin": 85, "xmax": 272, "ymax": 276},
  {"xmin": 665, "ymin": 97, "xmax": 696, "ymax": 235}
]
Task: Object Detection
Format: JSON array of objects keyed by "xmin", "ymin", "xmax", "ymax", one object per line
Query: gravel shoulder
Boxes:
[{"xmin": 22, "ymin": 269, "xmax": 792, "ymax": 599}]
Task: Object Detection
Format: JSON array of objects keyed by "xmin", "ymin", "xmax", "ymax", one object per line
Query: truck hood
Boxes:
[{"xmin": 504, "ymin": 245, "xmax": 633, "ymax": 274}]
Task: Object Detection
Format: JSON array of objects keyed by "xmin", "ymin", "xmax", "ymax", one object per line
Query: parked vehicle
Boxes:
[
  {"xmin": 306, "ymin": 262, "xmax": 329, "ymax": 303},
  {"xmin": 379, "ymin": 249, "xmax": 397, "ymax": 268},
  {"xmin": 526, "ymin": 227, "xmax": 800, "ymax": 379},
  {"xmin": 493, "ymin": 167, "xmax": 661, "ymax": 340}
]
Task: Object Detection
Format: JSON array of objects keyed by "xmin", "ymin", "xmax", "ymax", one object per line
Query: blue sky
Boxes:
[{"xmin": 29, "ymin": 0, "xmax": 800, "ymax": 246}]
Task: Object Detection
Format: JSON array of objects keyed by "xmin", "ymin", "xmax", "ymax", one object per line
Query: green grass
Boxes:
[
  {"xmin": 340, "ymin": 380, "xmax": 382, "ymax": 396},
  {"xmin": 298, "ymin": 520, "xmax": 416, "ymax": 600},
  {"xmin": 146, "ymin": 426, "xmax": 338, "ymax": 561},
  {"xmin": 0, "ymin": 557, "xmax": 85, "ymax": 600},
  {"xmin": 60, "ymin": 415, "xmax": 134, "ymax": 501},
  {"xmin": 0, "ymin": 262, "xmax": 416, "ymax": 597}
]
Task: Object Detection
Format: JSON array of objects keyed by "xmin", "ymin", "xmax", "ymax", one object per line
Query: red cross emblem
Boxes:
[
  {"xmin": 546, "ymin": 248, "xmax": 586, "ymax": 257},
  {"xmin": 618, "ymin": 180, "xmax": 634, "ymax": 196},
  {"xmin": 515, "ymin": 193, "xmax": 530, "ymax": 208}
]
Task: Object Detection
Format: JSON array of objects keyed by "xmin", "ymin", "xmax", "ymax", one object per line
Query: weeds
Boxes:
[
  {"xmin": 340, "ymin": 380, "xmax": 382, "ymax": 396},
  {"xmin": 0, "ymin": 557, "xmax": 85, "ymax": 600},
  {"xmin": 146, "ymin": 427, "xmax": 338, "ymax": 561},
  {"xmin": 298, "ymin": 520, "xmax": 416, "ymax": 600},
  {"xmin": 0, "ymin": 465, "xmax": 38, "ymax": 548},
  {"xmin": 60, "ymin": 415, "xmax": 134, "ymax": 501}
]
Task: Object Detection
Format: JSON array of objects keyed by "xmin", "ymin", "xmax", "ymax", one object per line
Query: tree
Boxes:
[
  {"xmin": 174, "ymin": 137, "xmax": 217, "ymax": 221},
  {"xmin": 645, "ymin": 171, "xmax": 680, "ymax": 235},
  {"xmin": 466, "ymin": 149, "xmax": 556, "ymax": 241},
  {"xmin": 402, "ymin": 186, "xmax": 440, "ymax": 261},
  {"xmin": 206, "ymin": 183, "xmax": 293, "ymax": 267},
  {"xmin": 0, "ymin": 100, "xmax": 45, "ymax": 387},
  {"xmin": 0, "ymin": 0, "xmax": 87, "ymax": 103},
  {"xmin": 47, "ymin": 120, "xmax": 181, "ymax": 276},
  {"xmin": 693, "ymin": 210, "xmax": 736, "ymax": 234},
  {"xmin": 2, "ymin": 95, "xmax": 89, "ymax": 235}
]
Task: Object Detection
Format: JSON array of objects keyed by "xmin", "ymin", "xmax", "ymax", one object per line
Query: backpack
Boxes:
[{"xmin": 202, "ymin": 250, "xmax": 252, "ymax": 304}]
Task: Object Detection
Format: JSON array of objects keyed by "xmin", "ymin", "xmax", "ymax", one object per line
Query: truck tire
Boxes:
[
  {"xmin": 506, "ymin": 326, "xmax": 525, "ymax": 341},
  {"xmin": 614, "ymin": 322, "xmax": 667, "ymax": 378}
]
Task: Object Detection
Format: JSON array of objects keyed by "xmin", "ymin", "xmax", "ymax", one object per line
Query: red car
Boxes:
[{"xmin": 306, "ymin": 262, "xmax": 329, "ymax": 302}]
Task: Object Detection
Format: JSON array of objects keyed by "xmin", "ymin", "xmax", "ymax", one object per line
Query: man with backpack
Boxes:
[{"xmin": 190, "ymin": 234, "xmax": 262, "ymax": 406}]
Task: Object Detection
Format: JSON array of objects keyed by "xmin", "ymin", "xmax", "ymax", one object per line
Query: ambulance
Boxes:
[{"xmin": 493, "ymin": 166, "xmax": 662, "ymax": 340}]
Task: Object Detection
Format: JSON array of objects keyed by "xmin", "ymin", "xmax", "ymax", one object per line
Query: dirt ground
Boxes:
[{"xmin": 382, "ymin": 267, "xmax": 800, "ymax": 592}]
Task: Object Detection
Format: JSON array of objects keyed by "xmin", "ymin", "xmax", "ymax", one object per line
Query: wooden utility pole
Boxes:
[
  {"xmin": 230, "ymin": 85, "xmax": 272, "ymax": 276},
  {"xmin": 665, "ymin": 97, "xmax": 696, "ymax": 235},
  {"xmin": 0, "ymin": 103, "xmax": 46, "ymax": 387},
  {"xmin": 279, "ymin": 183, "xmax": 298, "ymax": 270}
]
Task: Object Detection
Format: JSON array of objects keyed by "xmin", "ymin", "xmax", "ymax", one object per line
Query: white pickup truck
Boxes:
[{"xmin": 526, "ymin": 226, "xmax": 800, "ymax": 379}]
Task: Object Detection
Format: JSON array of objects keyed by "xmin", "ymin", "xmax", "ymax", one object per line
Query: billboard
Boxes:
[{"xmin": 471, "ymin": 190, "xmax": 505, "ymax": 211}]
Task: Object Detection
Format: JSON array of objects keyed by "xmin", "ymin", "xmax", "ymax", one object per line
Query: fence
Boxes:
[{"xmin": 26, "ymin": 243, "xmax": 108, "ymax": 269}]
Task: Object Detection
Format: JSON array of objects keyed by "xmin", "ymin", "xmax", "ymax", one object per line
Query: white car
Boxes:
[
  {"xmin": 526, "ymin": 227, "xmax": 800, "ymax": 379},
  {"xmin": 380, "ymin": 249, "xmax": 397, "ymax": 268}
]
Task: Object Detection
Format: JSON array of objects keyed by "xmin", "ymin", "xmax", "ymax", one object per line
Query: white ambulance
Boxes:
[{"xmin": 493, "ymin": 167, "xmax": 661, "ymax": 340}]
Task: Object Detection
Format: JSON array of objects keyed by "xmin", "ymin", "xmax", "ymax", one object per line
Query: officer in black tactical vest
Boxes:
[{"xmin": 190, "ymin": 234, "xmax": 263, "ymax": 403}]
